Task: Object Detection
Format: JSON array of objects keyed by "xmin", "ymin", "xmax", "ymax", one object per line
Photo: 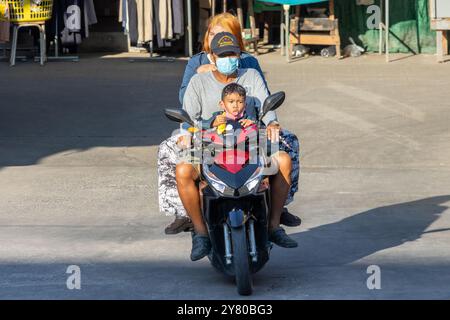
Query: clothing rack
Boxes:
[
  {"xmin": 46, "ymin": 9, "xmax": 79, "ymax": 62},
  {"xmin": 129, "ymin": 0, "xmax": 193, "ymax": 62}
]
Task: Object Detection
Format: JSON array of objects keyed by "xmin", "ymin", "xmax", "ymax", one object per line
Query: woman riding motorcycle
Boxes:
[
  {"xmin": 159, "ymin": 13, "xmax": 301, "ymax": 235},
  {"xmin": 176, "ymin": 32, "xmax": 298, "ymax": 261}
]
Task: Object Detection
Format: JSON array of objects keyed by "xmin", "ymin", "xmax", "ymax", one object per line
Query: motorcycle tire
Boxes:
[{"xmin": 231, "ymin": 225, "xmax": 253, "ymax": 295}]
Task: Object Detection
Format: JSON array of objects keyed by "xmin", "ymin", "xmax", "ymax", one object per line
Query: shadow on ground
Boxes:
[
  {"xmin": 0, "ymin": 196, "xmax": 449, "ymax": 299},
  {"xmin": 281, "ymin": 195, "xmax": 450, "ymax": 266},
  {"xmin": 0, "ymin": 57, "xmax": 186, "ymax": 167}
]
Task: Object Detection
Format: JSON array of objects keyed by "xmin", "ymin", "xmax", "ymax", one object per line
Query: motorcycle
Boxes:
[{"xmin": 164, "ymin": 92, "xmax": 286, "ymax": 295}]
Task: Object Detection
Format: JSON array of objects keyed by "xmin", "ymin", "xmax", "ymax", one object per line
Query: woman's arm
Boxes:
[
  {"xmin": 179, "ymin": 55, "xmax": 202, "ymax": 105},
  {"xmin": 182, "ymin": 76, "xmax": 202, "ymax": 124}
]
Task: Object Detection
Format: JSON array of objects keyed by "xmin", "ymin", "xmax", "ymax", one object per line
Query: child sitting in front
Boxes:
[{"xmin": 200, "ymin": 83, "xmax": 257, "ymax": 134}]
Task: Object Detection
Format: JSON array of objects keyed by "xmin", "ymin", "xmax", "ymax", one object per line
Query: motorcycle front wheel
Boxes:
[{"xmin": 231, "ymin": 225, "xmax": 253, "ymax": 295}]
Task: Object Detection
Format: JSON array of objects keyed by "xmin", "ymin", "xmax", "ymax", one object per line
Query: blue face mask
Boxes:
[{"xmin": 215, "ymin": 57, "xmax": 239, "ymax": 75}]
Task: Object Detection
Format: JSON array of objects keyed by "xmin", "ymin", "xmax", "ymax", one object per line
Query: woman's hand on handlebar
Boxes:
[
  {"xmin": 266, "ymin": 122, "xmax": 281, "ymax": 142},
  {"xmin": 197, "ymin": 64, "xmax": 217, "ymax": 74},
  {"xmin": 177, "ymin": 134, "xmax": 192, "ymax": 149}
]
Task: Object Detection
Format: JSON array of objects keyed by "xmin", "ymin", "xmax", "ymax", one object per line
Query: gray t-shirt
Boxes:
[{"xmin": 182, "ymin": 68, "xmax": 277, "ymax": 126}]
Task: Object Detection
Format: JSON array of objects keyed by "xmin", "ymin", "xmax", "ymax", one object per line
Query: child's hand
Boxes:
[
  {"xmin": 212, "ymin": 114, "xmax": 227, "ymax": 127},
  {"xmin": 239, "ymin": 119, "xmax": 255, "ymax": 128}
]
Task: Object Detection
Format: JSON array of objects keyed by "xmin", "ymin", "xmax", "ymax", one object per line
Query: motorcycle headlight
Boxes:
[
  {"xmin": 243, "ymin": 166, "xmax": 263, "ymax": 193},
  {"xmin": 203, "ymin": 164, "xmax": 227, "ymax": 194},
  {"xmin": 203, "ymin": 154, "xmax": 266, "ymax": 196},
  {"xmin": 245, "ymin": 177, "xmax": 261, "ymax": 193}
]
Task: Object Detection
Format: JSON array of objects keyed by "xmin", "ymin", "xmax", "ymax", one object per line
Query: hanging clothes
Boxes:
[
  {"xmin": 159, "ymin": 0, "xmax": 173, "ymax": 41},
  {"xmin": 62, "ymin": 0, "xmax": 84, "ymax": 33},
  {"xmin": 172, "ymin": 0, "xmax": 184, "ymax": 37},
  {"xmin": 119, "ymin": 0, "xmax": 185, "ymax": 49},
  {"xmin": 46, "ymin": 0, "xmax": 97, "ymax": 52},
  {"xmin": 120, "ymin": 0, "xmax": 153, "ymax": 45},
  {"xmin": 126, "ymin": 0, "xmax": 138, "ymax": 45},
  {"xmin": 137, "ymin": 0, "xmax": 153, "ymax": 44},
  {"xmin": 60, "ymin": 0, "xmax": 85, "ymax": 46},
  {"xmin": 84, "ymin": 0, "xmax": 97, "ymax": 38},
  {"xmin": 84, "ymin": 0, "xmax": 97, "ymax": 26},
  {"xmin": 154, "ymin": 0, "xmax": 173, "ymax": 47},
  {"xmin": 119, "ymin": 0, "xmax": 127, "ymax": 30}
]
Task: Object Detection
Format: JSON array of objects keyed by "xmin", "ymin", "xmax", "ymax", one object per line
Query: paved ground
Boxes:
[{"xmin": 1, "ymin": 52, "xmax": 450, "ymax": 300}]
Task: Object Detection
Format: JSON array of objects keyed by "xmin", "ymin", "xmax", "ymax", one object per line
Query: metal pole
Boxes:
[
  {"xmin": 280, "ymin": 8, "xmax": 285, "ymax": 56},
  {"xmin": 385, "ymin": 0, "xmax": 389, "ymax": 62},
  {"xmin": 39, "ymin": 24, "xmax": 45, "ymax": 65},
  {"xmin": 248, "ymin": 0, "xmax": 256, "ymax": 38},
  {"xmin": 188, "ymin": 0, "xmax": 193, "ymax": 57},
  {"xmin": 379, "ymin": 0, "xmax": 384, "ymax": 55},
  {"xmin": 284, "ymin": 5, "xmax": 290, "ymax": 62},
  {"xmin": 10, "ymin": 25, "xmax": 18, "ymax": 66},
  {"xmin": 237, "ymin": 0, "xmax": 244, "ymax": 30},
  {"xmin": 212, "ymin": 0, "xmax": 216, "ymax": 17}
]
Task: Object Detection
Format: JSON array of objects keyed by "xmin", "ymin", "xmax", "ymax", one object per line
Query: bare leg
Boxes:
[
  {"xmin": 269, "ymin": 151, "xmax": 292, "ymax": 230},
  {"xmin": 175, "ymin": 163, "xmax": 208, "ymax": 235}
]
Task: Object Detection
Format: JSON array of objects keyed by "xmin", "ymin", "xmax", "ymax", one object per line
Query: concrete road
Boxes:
[{"xmin": 1, "ymin": 53, "xmax": 450, "ymax": 299}]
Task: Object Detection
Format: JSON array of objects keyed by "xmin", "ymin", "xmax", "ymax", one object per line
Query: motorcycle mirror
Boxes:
[
  {"xmin": 259, "ymin": 91, "xmax": 285, "ymax": 121},
  {"xmin": 164, "ymin": 108, "xmax": 195, "ymax": 127}
]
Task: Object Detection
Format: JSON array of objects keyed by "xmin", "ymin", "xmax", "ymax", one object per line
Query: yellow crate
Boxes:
[
  {"xmin": 0, "ymin": 1, "xmax": 9, "ymax": 21},
  {"xmin": 1, "ymin": 0, "xmax": 53, "ymax": 23}
]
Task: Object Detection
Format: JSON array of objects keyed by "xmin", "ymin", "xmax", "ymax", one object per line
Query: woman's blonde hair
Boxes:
[{"xmin": 202, "ymin": 13, "xmax": 245, "ymax": 53}]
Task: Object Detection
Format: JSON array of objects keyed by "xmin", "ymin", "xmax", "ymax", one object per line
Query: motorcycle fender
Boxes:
[{"xmin": 228, "ymin": 209, "xmax": 245, "ymax": 228}]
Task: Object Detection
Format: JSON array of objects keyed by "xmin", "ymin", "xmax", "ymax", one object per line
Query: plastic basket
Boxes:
[
  {"xmin": 1, "ymin": 0, "xmax": 53, "ymax": 23},
  {"xmin": 0, "ymin": 1, "xmax": 9, "ymax": 21}
]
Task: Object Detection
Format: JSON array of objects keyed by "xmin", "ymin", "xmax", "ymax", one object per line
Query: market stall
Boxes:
[
  {"xmin": 429, "ymin": 0, "xmax": 450, "ymax": 62},
  {"xmin": 257, "ymin": 0, "xmax": 337, "ymax": 62},
  {"xmin": 0, "ymin": 0, "xmax": 195, "ymax": 65}
]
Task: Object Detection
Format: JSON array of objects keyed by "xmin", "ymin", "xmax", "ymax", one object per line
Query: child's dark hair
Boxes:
[{"xmin": 221, "ymin": 83, "xmax": 246, "ymax": 100}]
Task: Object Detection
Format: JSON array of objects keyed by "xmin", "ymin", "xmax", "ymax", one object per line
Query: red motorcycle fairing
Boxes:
[
  {"xmin": 214, "ymin": 149, "xmax": 249, "ymax": 174},
  {"xmin": 202, "ymin": 122, "xmax": 258, "ymax": 174}
]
